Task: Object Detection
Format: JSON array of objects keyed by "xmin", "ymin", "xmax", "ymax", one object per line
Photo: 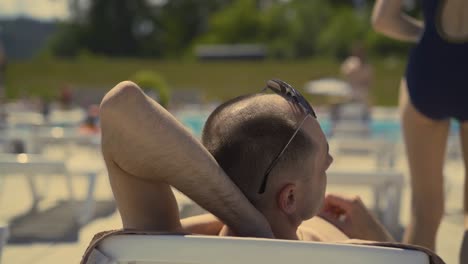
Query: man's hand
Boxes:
[{"xmin": 318, "ymin": 194, "xmax": 394, "ymax": 242}]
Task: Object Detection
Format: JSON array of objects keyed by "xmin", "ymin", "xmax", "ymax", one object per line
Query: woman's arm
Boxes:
[{"xmin": 372, "ymin": 0, "xmax": 424, "ymax": 42}]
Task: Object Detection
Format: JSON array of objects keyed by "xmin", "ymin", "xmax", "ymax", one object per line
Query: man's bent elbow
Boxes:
[{"xmin": 100, "ymin": 81, "xmax": 142, "ymax": 119}]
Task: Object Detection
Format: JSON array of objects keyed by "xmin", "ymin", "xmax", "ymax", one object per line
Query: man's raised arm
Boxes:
[{"xmin": 100, "ymin": 81, "xmax": 272, "ymax": 237}]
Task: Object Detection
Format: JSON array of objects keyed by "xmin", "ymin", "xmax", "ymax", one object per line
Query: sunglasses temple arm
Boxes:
[{"xmin": 258, "ymin": 115, "xmax": 309, "ymax": 194}]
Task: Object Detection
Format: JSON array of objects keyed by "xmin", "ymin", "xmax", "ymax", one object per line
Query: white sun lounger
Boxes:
[
  {"xmin": 5, "ymin": 111, "xmax": 44, "ymax": 126},
  {"xmin": 0, "ymin": 153, "xmax": 101, "ymax": 225},
  {"xmin": 30, "ymin": 126, "xmax": 100, "ymax": 153},
  {"xmin": 47, "ymin": 108, "xmax": 86, "ymax": 126},
  {"xmin": 84, "ymin": 234, "xmax": 430, "ymax": 264},
  {"xmin": 0, "ymin": 224, "xmax": 8, "ymax": 264},
  {"xmin": 330, "ymin": 137, "xmax": 397, "ymax": 169}
]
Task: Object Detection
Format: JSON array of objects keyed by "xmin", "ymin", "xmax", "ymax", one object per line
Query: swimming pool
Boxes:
[
  {"xmin": 178, "ymin": 112, "xmax": 400, "ymax": 138},
  {"xmin": 177, "ymin": 111, "xmax": 461, "ymax": 141}
]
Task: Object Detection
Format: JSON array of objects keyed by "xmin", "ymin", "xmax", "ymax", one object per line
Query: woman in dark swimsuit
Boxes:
[{"xmin": 372, "ymin": 0, "xmax": 468, "ymax": 258}]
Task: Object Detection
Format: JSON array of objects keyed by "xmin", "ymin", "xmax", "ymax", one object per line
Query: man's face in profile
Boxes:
[{"xmin": 294, "ymin": 116, "xmax": 332, "ymax": 220}]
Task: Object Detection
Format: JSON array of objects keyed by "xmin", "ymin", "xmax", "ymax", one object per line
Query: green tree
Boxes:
[
  {"xmin": 48, "ymin": 23, "xmax": 86, "ymax": 57},
  {"xmin": 197, "ymin": 0, "xmax": 261, "ymax": 44},
  {"xmin": 288, "ymin": 0, "xmax": 333, "ymax": 57},
  {"xmin": 46, "ymin": 0, "xmax": 413, "ymax": 59},
  {"xmin": 49, "ymin": 0, "xmax": 156, "ymax": 57},
  {"xmin": 83, "ymin": 0, "xmax": 154, "ymax": 56},
  {"xmin": 49, "ymin": 0, "xmax": 231, "ymax": 58},
  {"xmin": 316, "ymin": 7, "xmax": 368, "ymax": 58},
  {"xmin": 158, "ymin": 0, "xmax": 231, "ymax": 57},
  {"xmin": 131, "ymin": 70, "xmax": 170, "ymax": 108},
  {"xmin": 258, "ymin": 2, "xmax": 302, "ymax": 58}
]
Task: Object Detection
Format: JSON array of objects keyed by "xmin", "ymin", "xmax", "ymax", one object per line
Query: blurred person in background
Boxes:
[
  {"xmin": 59, "ymin": 84, "xmax": 74, "ymax": 109},
  {"xmin": 340, "ymin": 41, "xmax": 373, "ymax": 112},
  {"xmin": 40, "ymin": 97, "xmax": 51, "ymax": 122},
  {"xmin": 372, "ymin": 0, "xmax": 468, "ymax": 260},
  {"xmin": 0, "ymin": 42, "xmax": 6, "ymax": 125},
  {"xmin": 79, "ymin": 104, "xmax": 100, "ymax": 134},
  {"xmin": 329, "ymin": 42, "xmax": 373, "ymax": 136},
  {"xmin": 0, "ymin": 42, "xmax": 5, "ymax": 100}
]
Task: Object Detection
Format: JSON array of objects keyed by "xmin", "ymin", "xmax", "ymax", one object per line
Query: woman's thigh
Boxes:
[{"xmin": 400, "ymin": 80, "xmax": 450, "ymax": 206}]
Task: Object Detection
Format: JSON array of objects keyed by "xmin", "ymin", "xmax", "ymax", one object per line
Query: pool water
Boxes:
[
  {"xmin": 177, "ymin": 112, "xmax": 460, "ymax": 140},
  {"xmin": 179, "ymin": 114, "xmax": 208, "ymax": 137},
  {"xmin": 318, "ymin": 119, "xmax": 401, "ymax": 140}
]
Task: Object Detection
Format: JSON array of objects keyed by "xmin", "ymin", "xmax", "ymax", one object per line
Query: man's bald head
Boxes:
[{"xmin": 202, "ymin": 94, "xmax": 315, "ymax": 207}]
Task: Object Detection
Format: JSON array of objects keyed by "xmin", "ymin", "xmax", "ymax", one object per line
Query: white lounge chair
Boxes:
[
  {"xmin": 47, "ymin": 108, "xmax": 86, "ymax": 126},
  {"xmin": 329, "ymin": 102, "xmax": 371, "ymax": 137},
  {"xmin": 83, "ymin": 234, "xmax": 431, "ymax": 264},
  {"xmin": 30, "ymin": 126, "xmax": 100, "ymax": 154},
  {"xmin": 0, "ymin": 224, "xmax": 8, "ymax": 264},
  {"xmin": 6, "ymin": 111, "xmax": 44, "ymax": 127},
  {"xmin": 330, "ymin": 137, "xmax": 397, "ymax": 170},
  {"xmin": 0, "ymin": 153, "xmax": 102, "ymax": 225}
]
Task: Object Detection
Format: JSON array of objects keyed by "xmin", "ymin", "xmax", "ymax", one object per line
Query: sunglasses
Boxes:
[{"xmin": 258, "ymin": 79, "xmax": 317, "ymax": 194}]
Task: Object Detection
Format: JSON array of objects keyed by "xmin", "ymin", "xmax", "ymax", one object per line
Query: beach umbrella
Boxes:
[{"xmin": 304, "ymin": 78, "xmax": 353, "ymax": 98}]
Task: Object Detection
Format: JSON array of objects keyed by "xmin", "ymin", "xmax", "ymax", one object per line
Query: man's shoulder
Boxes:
[{"xmin": 298, "ymin": 217, "xmax": 349, "ymax": 242}]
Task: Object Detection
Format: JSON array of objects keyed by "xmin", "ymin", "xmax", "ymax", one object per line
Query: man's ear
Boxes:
[{"xmin": 277, "ymin": 184, "xmax": 297, "ymax": 214}]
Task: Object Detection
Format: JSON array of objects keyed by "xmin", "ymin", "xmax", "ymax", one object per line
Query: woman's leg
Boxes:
[
  {"xmin": 458, "ymin": 122, "xmax": 468, "ymax": 263},
  {"xmin": 400, "ymin": 79, "xmax": 450, "ymax": 250}
]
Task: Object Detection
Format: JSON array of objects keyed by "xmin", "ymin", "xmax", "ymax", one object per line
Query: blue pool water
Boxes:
[
  {"xmin": 318, "ymin": 119, "xmax": 401, "ymax": 139},
  {"xmin": 178, "ymin": 113, "xmax": 460, "ymax": 140},
  {"xmin": 179, "ymin": 114, "xmax": 208, "ymax": 137}
]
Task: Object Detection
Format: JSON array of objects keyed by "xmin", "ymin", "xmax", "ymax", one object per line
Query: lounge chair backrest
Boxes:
[{"xmin": 88, "ymin": 234, "xmax": 430, "ymax": 264}]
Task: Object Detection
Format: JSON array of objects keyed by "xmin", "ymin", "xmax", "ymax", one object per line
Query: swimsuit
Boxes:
[{"xmin": 406, "ymin": 0, "xmax": 468, "ymax": 121}]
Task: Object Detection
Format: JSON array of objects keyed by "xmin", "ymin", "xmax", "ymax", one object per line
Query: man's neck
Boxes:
[
  {"xmin": 260, "ymin": 209, "xmax": 301, "ymax": 240},
  {"xmin": 219, "ymin": 210, "xmax": 301, "ymax": 240},
  {"xmin": 269, "ymin": 218, "xmax": 300, "ymax": 240},
  {"xmin": 220, "ymin": 223, "xmax": 299, "ymax": 240}
]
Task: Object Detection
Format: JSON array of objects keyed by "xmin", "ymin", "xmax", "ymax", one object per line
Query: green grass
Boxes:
[{"xmin": 5, "ymin": 56, "xmax": 406, "ymax": 106}]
